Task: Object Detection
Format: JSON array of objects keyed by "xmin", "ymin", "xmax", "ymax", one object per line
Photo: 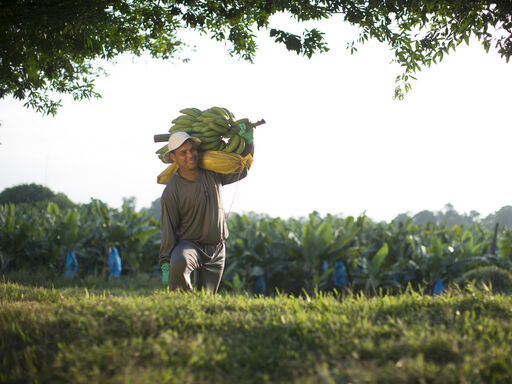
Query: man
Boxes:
[{"xmin": 159, "ymin": 131, "xmax": 253, "ymax": 293}]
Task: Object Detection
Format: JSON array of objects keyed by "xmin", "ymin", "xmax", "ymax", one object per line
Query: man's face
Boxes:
[{"xmin": 169, "ymin": 140, "xmax": 199, "ymax": 171}]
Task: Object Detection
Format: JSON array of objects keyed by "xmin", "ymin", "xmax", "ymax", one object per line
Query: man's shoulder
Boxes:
[
  {"xmin": 201, "ymin": 168, "xmax": 222, "ymax": 183},
  {"xmin": 162, "ymin": 174, "xmax": 180, "ymax": 196}
]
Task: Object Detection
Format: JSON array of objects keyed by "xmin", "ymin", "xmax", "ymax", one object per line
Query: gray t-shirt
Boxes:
[{"xmin": 159, "ymin": 168, "xmax": 247, "ymax": 266}]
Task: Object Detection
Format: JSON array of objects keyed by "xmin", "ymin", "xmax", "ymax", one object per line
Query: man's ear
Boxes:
[{"xmin": 169, "ymin": 151, "xmax": 176, "ymax": 162}]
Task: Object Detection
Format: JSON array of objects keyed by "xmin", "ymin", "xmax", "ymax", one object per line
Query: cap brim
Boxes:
[
  {"xmin": 162, "ymin": 137, "xmax": 201, "ymax": 164},
  {"xmin": 162, "ymin": 150, "xmax": 173, "ymax": 163}
]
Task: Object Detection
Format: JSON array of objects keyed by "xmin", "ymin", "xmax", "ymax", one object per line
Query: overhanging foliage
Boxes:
[{"xmin": 1, "ymin": 1, "xmax": 511, "ymax": 115}]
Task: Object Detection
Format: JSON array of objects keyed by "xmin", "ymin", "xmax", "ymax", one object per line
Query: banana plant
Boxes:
[
  {"xmin": 78, "ymin": 199, "xmax": 159, "ymax": 275},
  {"xmin": 282, "ymin": 212, "xmax": 362, "ymax": 295},
  {"xmin": 0, "ymin": 203, "xmax": 52, "ymax": 271},
  {"xmin": 45, "ymin": 203, "xmax": 79, "ymax": 269},
  {"xmin": 224, "ymin": 213, "xmax": 280, "ymax": 294},
  {"xmin": 403, "ymin": 226, "xmax": 494, "ymax": 293},
  {"xmin": 498, "ymin": 229, "xmax": 512, "ymax": 261},
  {"xmin": 352, "ymin": 243, "xmax": 403, "ymax": 295},
  {"xmin": 0, "ymin": 204, "xmax": 27, "ymax": 272},
  {"xmin": 450, "ymin": 224, "xmax": 491, "ymax": 258}
]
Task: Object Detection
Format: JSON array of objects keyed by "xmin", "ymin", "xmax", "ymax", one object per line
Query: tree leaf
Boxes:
[{"xmin": 371, "ymin": 243, "xmax": 389, "ymax": 274}]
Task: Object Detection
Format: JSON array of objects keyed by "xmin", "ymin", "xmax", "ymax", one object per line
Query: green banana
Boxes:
[
  {"xmin": 226, "ymin": 126, "xmax": 241, "ymax": 136},
  {"xmin": 170, "ymin": 122, "xmax": 192, "ymax": 129},
  {"xmin": 172, "ymin": 115, "xmax": 196, "ymax": 125},
  {"xmin": 208, "ymin": 121, "xmax": 229, "ymax": 134},
  {"xmin": 169, "ymin": 127, "xmax": 193, "ymax": 134},
  {"xmin": 217, "ymin": 141, "xmax": 227, "ymax": 151},
  {"xmin": 200, "ymin": 129, "xmax": 221, "ymax": 137},
  {"xmin": 157, "ymin": 107, "xmax": 261, "ymax": 163},
  {"xmin": 198, "ymin": 117, "xmax": 218, "ymax": 125},
  {"xmin": 179, "ymin": 108, "xmax": 202, "ymax": 117},
  {"xmin": 214, "ymin": 117, "xmax": 230, "ymax": 126},
  {"xmin": 195, "ymin": 133, "xmax": 220, "ymax": 141},
  {"xmin": 224, "ymin": 134, "xmax": 241, "ymax": 153},
  {"xmin": 169, "ymin": 124, "xmax": 193, "ymax": 133},
  {"xmin": 234, "ymin": 137, "xmax": 246, "ymax": 154},
  {"xmin": 198, "ymin": 134, "xmax": 222, "ymax": 143},
  {"xmin": 209, "ymin": 106, "xmax": 230, "ymax": 120},
  {"xmin": 190, "ymin": 125, "xmax": 206, "ymax": 133},
  {"xmin": 155, "ymin": 144, "xmax": 168, "ymax": 154},
  {"xmin": 200, "ymin": 110, "xmax": 219, "ymax": 118},
  {"xmin": 200, "ymin": 139, "xmax": 222, "ymax": 150},
  {"xmin": 222, "ymin": 107, "xmax": 235, "ymax": 121}
]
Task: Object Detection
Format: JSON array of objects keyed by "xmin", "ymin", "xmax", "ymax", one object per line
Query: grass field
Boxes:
[{"xmin": 1, "ymin": 281, "xmax": 512, "ymax": 383}]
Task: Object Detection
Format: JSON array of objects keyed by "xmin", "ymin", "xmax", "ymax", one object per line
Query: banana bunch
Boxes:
[{"xmin": 155, "ymin": 106, "xmax": 260, "ymax": 162}]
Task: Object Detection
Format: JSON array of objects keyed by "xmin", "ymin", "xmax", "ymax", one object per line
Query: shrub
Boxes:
[{"xmin": 455, "ymin": 266, "xmax": 512, "ymax": 294}]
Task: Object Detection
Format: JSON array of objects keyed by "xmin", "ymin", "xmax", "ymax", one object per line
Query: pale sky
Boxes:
[{"xmin": 1, "ymin": 15, "xmax": 511, "ymax": 222}]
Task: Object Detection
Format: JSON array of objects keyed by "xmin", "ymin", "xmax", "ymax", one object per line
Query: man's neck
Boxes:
[{"xmin": 178, "ymin": 168, "xmax": 200, "ymax": 181}]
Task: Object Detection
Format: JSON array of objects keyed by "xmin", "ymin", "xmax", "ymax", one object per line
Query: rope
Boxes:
[{"xmin": 225, "ymin": 168, "xmax": 242, "ymax": 220}]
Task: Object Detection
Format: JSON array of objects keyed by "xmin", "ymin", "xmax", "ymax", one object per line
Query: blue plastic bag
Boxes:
[
  {"xmin": 64, "ymin": 251, "xmax": 78, "ymax": 278},
  {"xmin": 334, "ymin": 261, "xmax": 347, "ymax": 287},
  {"xmin": 253, "ymin": 275, "xmax": 266, "ymax": 295},
  {"xmin": 433, "ymin": 277, "xmax": 444, "ymax": 295},
  {"xmin": 108, "ymin": 247, "xmax": 122, "ymax": 277}
]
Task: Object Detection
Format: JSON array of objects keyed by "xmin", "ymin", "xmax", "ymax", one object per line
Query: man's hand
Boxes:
[
  {"xmin": 241, "ymin": 142, "xmax": 254, "ymax": 157},
  {"xmin": 161, "ymin": 263, "xmax": 170, "ymax": 287}
]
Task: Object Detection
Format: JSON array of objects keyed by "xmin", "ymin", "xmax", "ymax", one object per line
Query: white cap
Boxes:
[{"xmin": 162, "ymin": 132, "xmax": 201, "ymax": 163}]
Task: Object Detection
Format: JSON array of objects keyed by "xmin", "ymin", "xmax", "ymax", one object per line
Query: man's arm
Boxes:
[
  {"xmin": 159, "ymin": 189, "xmax": 179, "ymax": 267},
  {"xmin": 241, "ymin": 142, "xmax": 254, "ymax": 158}
]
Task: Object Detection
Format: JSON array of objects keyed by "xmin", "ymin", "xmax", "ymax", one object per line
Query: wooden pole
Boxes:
[{"xmin": 154, "ymin": 134, "xmax": 170, "ymax": 143}]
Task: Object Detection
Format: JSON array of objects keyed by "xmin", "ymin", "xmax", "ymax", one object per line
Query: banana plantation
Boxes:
[{"xmin": 1, "ymin": 201, "xmax": 512, "ymax": 296}]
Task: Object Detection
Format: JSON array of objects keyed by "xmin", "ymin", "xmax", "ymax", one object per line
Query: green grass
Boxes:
[
  {"xmin": 1, "ymin": 282, "xmax": 512, "ymax": 384},
  {"xmin": 2, "ymin": 270, "xmax": 162, "ymax": 294}
]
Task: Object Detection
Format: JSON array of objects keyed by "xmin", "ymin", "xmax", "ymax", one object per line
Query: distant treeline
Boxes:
[
  {"xmin": 1, "ymin": 183, "xmax": 511, "ymax": 229},
  {"xmin": 394, "ymin": 203, "xmax": 512, "ymax": 229}
]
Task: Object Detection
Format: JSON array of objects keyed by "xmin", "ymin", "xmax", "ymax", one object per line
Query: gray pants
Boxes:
[{"xmin": 169, "ymin": 240, "xmax": 225, "ymax": 294}]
